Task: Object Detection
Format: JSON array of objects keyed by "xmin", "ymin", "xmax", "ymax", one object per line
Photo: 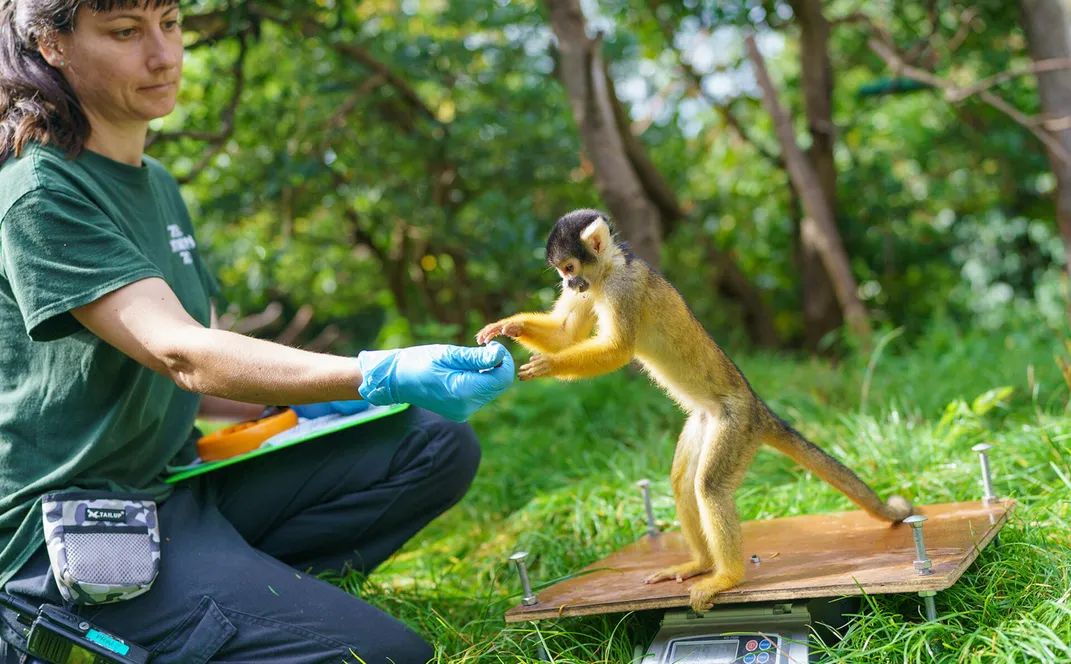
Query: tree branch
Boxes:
[
  {"xmin": 831, "ymin": 10, "xmax": 894, "ymax": 45},
  {"xmin": 228, "ymin": 302, "xmax": 283, "ymax": 334},
  {"xmin": 684, "ymin": 51, "xmax": 784, "ymax": 167},
  {"xmin": 947, "ymin": 57, "xmax": 1071, "ymax": 102},
  {"xmin": 868, "ymin": 37, "xmax": 1071, "ymax": 166},
  {"xmin": 304, "ymin": 325, "xmax": 342, "ymax": 352},
  {"xmin": 274, "ymin": 304, "xmax": 315, "ymax": 346},
  {"xmin": 715, "ymin": 101, "xmax": 783, "ymax": 168},
  {"xmin": 152, "ymin": 32, "xmax": 247, "ymax": 146},
  {"xmin": 346, "ymin": 211, "xmax": 388, "ymax": 265},
  {"xmin": 180, "ymin": 7, "xmax": 235, "ymax": 37},
  {"xmin": 944, "ymin": 6, "xmax": 982, "ymax": 55},
  {"xmin": 247, "ymin": 5, "xmax": 438, "ymax": 125},
  {"xmin": 744, "ymin": 32, "xmax": 872, "ymax": 344},
  {"xmin": 601, "ymin": 57, "xmax": 685, "ymax": 233},
  {"xmin": 646, "ymin": 2, "xmax": 783, "ymax": 169},
  {"xmin": 545, "ymin": 0, "xmax": 664, "ymax": 268},
  {"xmin": 704, "ymin": 237, "xmax": 781, "ymax": 348},
  {"xmin": 317, "ymin": 74, "xmax": 387, "ymax": 154},
  {"xmin": 900, "ymin": 0, "xmax": 939, "ymax": 65},
  {"xmin": 840, "ymin": 7, "xmax": 1071, "ymax": 165}
]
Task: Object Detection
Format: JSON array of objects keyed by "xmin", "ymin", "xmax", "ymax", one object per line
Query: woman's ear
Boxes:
[{"xmin": 36, "ymin": 33, "xmax": 67, "ymax": 69}]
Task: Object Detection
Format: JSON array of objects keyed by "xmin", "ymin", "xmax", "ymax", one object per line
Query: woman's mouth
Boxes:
[{"xmin": 140, "ymin": 82, "xmax": 175, "ymax": 94}]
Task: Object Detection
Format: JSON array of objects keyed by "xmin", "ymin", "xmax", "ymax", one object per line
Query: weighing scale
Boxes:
[
  {"xmin": 503, "ymin": 443, "xmax": 1013, "ymax": 663},
  {"xmin": 636, "ymin": 601, "xmax": 814, "ymax": 664}
]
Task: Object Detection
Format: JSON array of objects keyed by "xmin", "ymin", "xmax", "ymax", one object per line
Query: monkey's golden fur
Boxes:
[{"xmin": 477, "ymin": 211, "xmax": 913, "ymax": 612}]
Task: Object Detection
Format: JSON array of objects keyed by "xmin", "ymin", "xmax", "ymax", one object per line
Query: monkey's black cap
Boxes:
[{"xmin": 546, "ymin": 209, "xmax": 612, "ymax": 266}]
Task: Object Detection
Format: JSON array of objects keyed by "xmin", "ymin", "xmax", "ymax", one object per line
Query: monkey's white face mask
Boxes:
[{"xmin": 553, "ymin": 216, "xmax": 613, "ymax": 293}]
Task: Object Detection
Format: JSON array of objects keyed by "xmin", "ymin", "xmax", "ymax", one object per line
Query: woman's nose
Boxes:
[{"xmin": 145, "ymin": 29, "xmax": 182, "ymax": 71}]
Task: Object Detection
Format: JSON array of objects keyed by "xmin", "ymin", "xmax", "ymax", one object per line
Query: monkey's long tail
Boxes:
[{"xmin": 760, "ymin": 412, "xmax": 913, "ymax": 523}]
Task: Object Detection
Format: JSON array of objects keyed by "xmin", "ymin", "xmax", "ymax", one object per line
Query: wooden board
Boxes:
[{"xmin": 504, "ymin": 499, "xmax": 1015, "ymax": 623}]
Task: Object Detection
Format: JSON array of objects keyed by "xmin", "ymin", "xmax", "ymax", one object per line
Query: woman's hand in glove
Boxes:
[{"xmin": 354, "ymin": 341, "xmax": 514, "ymax": 422}]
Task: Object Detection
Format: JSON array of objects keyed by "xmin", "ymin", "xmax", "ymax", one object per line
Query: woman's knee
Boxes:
[{"xmin": 416, "ymin": 410, "xmax": 482, "ymax": 501}]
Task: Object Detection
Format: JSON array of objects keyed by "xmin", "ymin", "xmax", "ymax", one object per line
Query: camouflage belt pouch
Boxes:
[{"xmin": 40, "ymin": 490, "xmax": 161, "ymax": 606}]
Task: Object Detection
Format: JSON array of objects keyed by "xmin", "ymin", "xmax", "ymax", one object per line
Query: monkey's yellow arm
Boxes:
[
  {"xmin": 520, "ymin": 337, "xmax": 634, "ymax": 381},
  {"xmin": 477, "ymin": 290, "xmax": 595, "ymax": 354},
  {"xmin": 503, "ymin": 313, "xmax": 581, "ymax": 354}
]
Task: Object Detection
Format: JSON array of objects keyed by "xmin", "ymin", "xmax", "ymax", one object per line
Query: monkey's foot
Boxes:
[
  {"xmin": 518, "ymin": 354, "xmax": 552, "ymax": 381},
  {"xmin": 475, "ymin": 320, "xmax": 523, "ymax": 345},
  {"xmin": 642, "ymin": 562, "xmax": 711, "ymax": 585},
  {"xmin": 688, "ymin": 573, "xmax": 743, "ymax": 613}
]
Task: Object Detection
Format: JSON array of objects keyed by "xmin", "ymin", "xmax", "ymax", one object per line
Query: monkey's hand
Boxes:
[
  {"xmin": 518, "ymin": 353, "xmax": 553, "ymax": 381},
  {"xmin": 642, "ymin": 561, "xmax": 711, "ymax": 585},
  {"xmin": 476, "ymin": 319, "xmax": 524, "ymax": 345},
  {"xmin": 521, "ymin": 338, "xmax": 633, "ymax": 381}
]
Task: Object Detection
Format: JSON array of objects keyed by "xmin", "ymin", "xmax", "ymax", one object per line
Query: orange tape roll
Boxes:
[{"xmin": 196, "ymin": 408, "xmax": 299, "ymax": 462}]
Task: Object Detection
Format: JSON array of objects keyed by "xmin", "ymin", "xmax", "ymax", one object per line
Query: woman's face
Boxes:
[{"xmin": 46, "ymin": 3, "xmax": 184, "ymax": 128}]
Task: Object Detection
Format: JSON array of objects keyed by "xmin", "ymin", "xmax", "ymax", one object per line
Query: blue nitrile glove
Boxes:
[
  {"xmin": 356, "ymin": 341, "xmax": 514, "ymax": 422},
  {"xmin": 290, "ymin": 400, "xmax": 371, "ymax": 419}
]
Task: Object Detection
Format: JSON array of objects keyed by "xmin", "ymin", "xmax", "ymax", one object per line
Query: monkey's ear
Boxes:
[{"xmin": 580, "ymin": 216, "xmax": 611, "ymax": 255}]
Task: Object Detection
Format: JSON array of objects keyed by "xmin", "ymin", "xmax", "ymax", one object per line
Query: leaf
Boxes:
[{"xmin": 971, "ymin": 386, "xmax": 1015, "ymax": 416}]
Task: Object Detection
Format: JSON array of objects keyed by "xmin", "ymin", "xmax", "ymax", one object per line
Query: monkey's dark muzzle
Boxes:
[{"xmin": 567, "ymin": 277, "xmax": 590, "ymax": 293}]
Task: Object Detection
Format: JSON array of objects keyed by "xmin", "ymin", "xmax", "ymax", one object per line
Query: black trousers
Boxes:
[{"xmin": 0, "ymin": 406, "xmax": 481, "ymax": 664}]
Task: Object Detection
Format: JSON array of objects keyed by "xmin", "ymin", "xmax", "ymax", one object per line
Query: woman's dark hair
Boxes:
[{"xmin": 0, "ymin": 0, "xmax": 176, "ymax": 165}]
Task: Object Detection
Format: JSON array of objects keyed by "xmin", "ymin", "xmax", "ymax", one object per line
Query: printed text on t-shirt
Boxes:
[{"xmin": 167, "ymin": 224, "xmax": 196, "ymax": 264}]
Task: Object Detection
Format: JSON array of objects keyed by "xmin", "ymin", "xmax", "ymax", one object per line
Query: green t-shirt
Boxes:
[{"xmin": 0, "ymin": 142, "xmax": 218, "ymax": 587}]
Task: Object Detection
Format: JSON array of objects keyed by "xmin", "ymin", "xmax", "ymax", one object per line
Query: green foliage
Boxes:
[
  {"xmin": 148, "ymin": 0, "xmax": 1071, "ymax": 353},
  {"xmin": 157, "ymin": 0, "xmax": 596, "ymax": 350}
]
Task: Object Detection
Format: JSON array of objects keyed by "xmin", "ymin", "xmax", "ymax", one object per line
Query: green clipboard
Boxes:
[{"xmin": 163, "ymin": 402, "xmax": 410, "ymax": 484}]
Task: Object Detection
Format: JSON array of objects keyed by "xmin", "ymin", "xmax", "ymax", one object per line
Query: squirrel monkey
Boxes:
[{"xmin": 476, "ymin": 209, "xmax": 913, "ymax": 613}]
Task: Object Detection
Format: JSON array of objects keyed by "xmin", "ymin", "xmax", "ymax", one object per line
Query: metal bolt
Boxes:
[
  {"xmin": 636, "ymin": 479, "xmax": 659, "ymax": 537},
  {"xmin": 509, "ymin": 551, "xmax": 538, "ymax": 606},
  {"xmin": 78, "ymin": 621, "xmax": 90, "ymax": 631},
  {"xmin": 971, "ymin": 443, "xmax": 998, "ymax": 504},
  {"xmin": 904, "ymin": 515, "xmax": 933, "ymax": 575},
  {"xmin": 919, "ymin": 590, "xmax": 938, "ymax": 621}
]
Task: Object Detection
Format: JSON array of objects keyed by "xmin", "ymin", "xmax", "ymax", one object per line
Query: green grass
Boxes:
[{"xmin": 317, "ymin": 319, "xmax": 1071, "ymax": 663}]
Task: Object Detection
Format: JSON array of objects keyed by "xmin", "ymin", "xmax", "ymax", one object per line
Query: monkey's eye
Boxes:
[{"xmin": 563, "ymin": 264, "xmax": 574, "ymax": 274}]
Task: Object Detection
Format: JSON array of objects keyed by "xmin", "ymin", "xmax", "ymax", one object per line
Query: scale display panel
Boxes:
[{"xmin": 663, "ymin": 633, "xmax": 782, "ymax": 664}]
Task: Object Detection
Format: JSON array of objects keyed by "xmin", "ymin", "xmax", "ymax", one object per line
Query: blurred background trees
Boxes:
[{"xmin": 155, "ymin": 0, "xmax": 1071, "ymax": 356}]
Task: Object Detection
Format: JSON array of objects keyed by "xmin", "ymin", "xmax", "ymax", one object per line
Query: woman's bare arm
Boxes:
[
  {"xmin": 195, "ymin": 303, "xmax": 274, "ymax": 420},
  {"xmin": 71, "ymin": 276, "xmax": 364, "ymax": 406}
]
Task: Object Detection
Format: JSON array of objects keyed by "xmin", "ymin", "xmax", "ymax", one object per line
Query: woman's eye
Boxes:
[
  {"xmin": 114, "ymin": 28, "xmax": 135, "ymax": 38},
  {"xmin": 163, "ymin": 20, "xmax": 180, "ymax": 30}
]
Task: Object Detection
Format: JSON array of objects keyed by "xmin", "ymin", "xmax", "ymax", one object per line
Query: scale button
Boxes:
[
  {"xmin": 757, "ymin": 653, "xmax": 770, "ymax": 664},
  {"xmin": 743, "ymin": 655, "xmax": 756, "ymax": 664},
  {"xmin": 746, "ymin": 640, "xmax": 758, "ymax": 652},
  {"xmin": 759, "ymin": 639, "xmax": 771, "ymax": 650}
]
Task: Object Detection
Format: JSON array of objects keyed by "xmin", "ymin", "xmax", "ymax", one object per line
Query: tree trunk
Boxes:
[
  {"xmin": 602, "ymin": 52, "xmax": 780, "ymax": 345},
  {"xmin": 602, "ymin": 61, "xmax": 685, "ymax": 236},
  {"xmin": 1019, "ymin": 0, "xmax": 1071, "ymax": 283},
  {"xmin": 545, "ymin": 0, "xmax": 663, "ymax": 269},
  {"xmin": 744, "ymin": 34, "xmax": 873, "ymax": 346},
  {"xmin": 788, "ymin": 0, "xmax": 844, "ymax": 351},
  {"xmin": 544, "ymin": 0, "xmax": 781, "ymax": 347},
  {"xmin": 704, "ymin": 239, "xmax": 781, "ymax": 348}
]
